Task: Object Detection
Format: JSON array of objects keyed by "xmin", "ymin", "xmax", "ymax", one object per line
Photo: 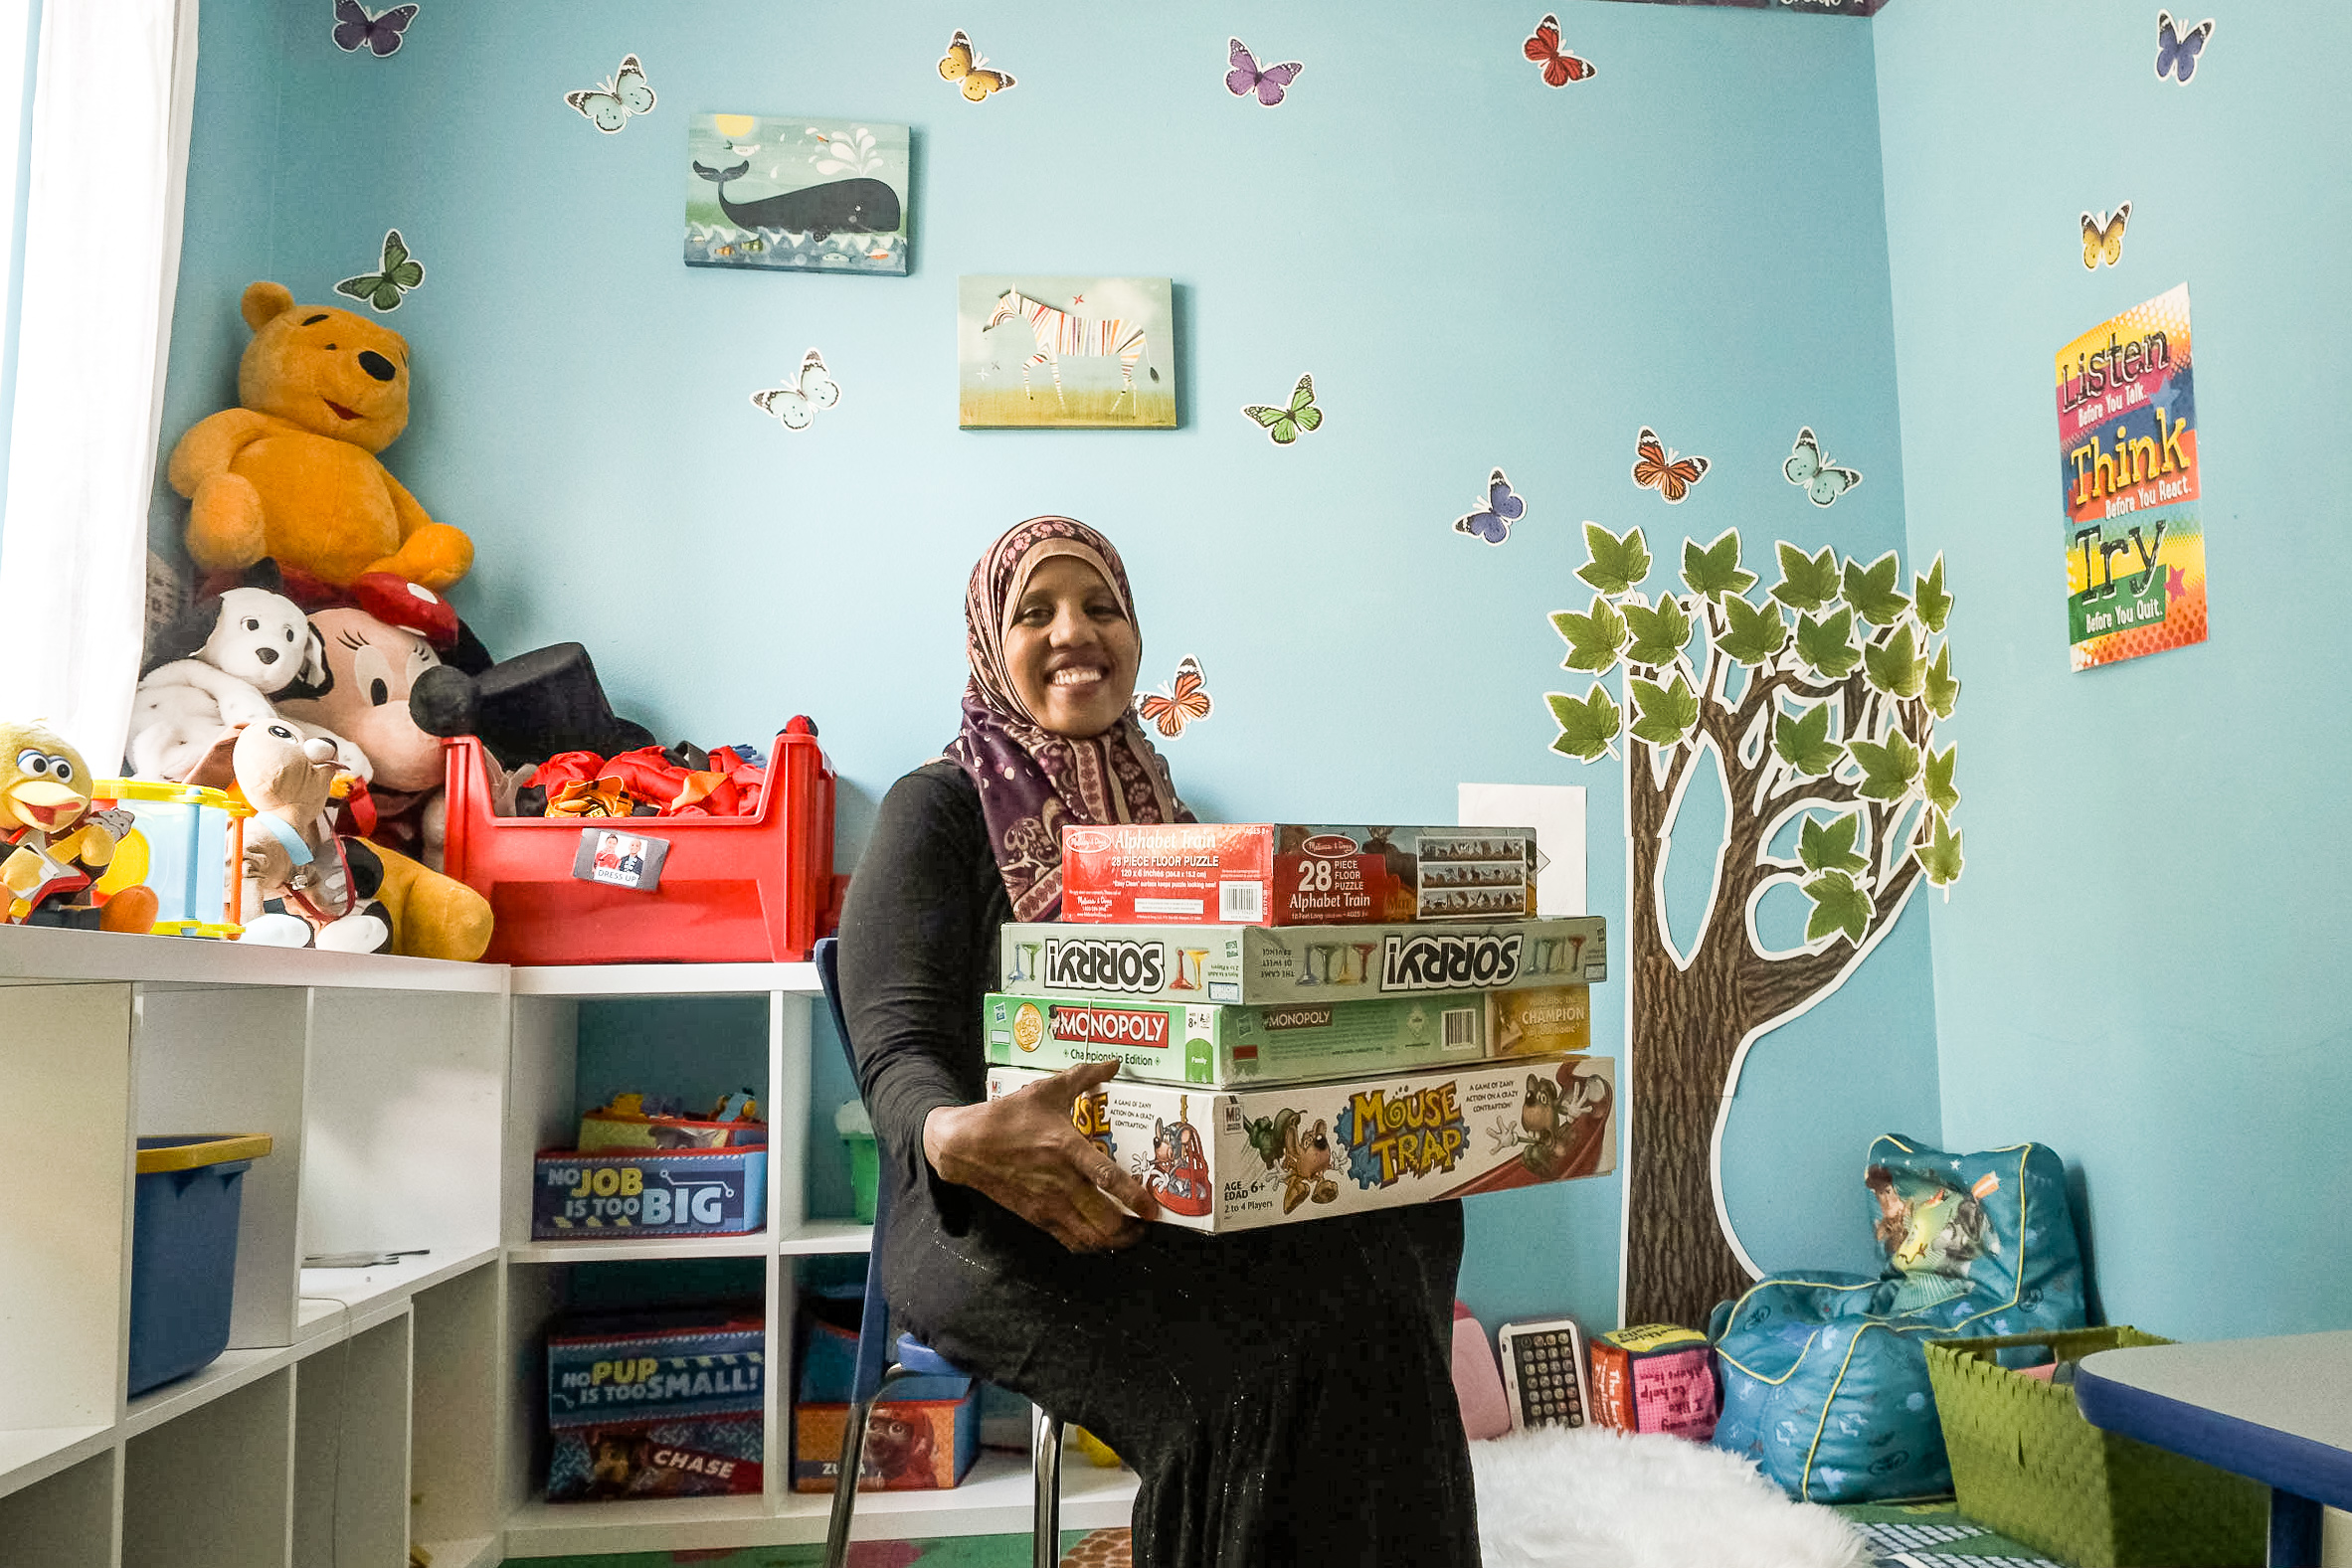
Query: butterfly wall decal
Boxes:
[
  {"xmin": 331, "ymin": 0, "xmax": 418, "ymax": 57},
  {"xmin": 1226, "ymin": 38, "xmax": 1303, "ymax": 106},
  {"xmin": 751, "ymin": 350, "xmax": 840, "ymax": 431},
  {"xmin": 335, "ymin": 229, "xmax": 425, "ymax": 312},
  {"xmin": 1242, "ymin": 374, "xmax": 1322, "ymax": 444},
  {"xmin": 1783, "ymin": 428, "xmax": 1861, "ymax": 507},
  {"xmin": 940, "ymin": 31, "xmax": 1015, "ymax": 101},
  {"xmin": 1136, "ymin": 655, "xmax": 1213, "ymax": 739},
  {"xmin": 2155, "ymin": 11, "xmax": 2215, "ymax": 84},
  {"xmin": 2081, "ymin": 203, "xmax": 2130, "ymax": 269},
  {"xmin": 1630, "ymin": 427, "xmax": 1708, "ymax": 503},
  {"xmin": 1523, "ymin": 14, "xmax": 1596, "ymax": 87},
  {"xmin": 1455, "ymin": 468, "xmax": 1526, "ymax": 545},
  {"xmin": 566, "ymin": 54, "xmax": 655, "ymax": 133}
]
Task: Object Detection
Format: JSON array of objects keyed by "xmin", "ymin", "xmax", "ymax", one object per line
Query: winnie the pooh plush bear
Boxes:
[{"xmin": 168, "ymin": 280, "xmax": 474, "ymax": 590}]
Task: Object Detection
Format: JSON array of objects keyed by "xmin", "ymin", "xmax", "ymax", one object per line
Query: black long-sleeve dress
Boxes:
[{"xmin": 835, "ymin": 762, "xmax": 1480, "ymax": 1567}]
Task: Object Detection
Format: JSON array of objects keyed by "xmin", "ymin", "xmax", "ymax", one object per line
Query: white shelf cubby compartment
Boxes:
[{"xmin": 0, "ymin": 929, "xmax": 505, "ymax": 1568}]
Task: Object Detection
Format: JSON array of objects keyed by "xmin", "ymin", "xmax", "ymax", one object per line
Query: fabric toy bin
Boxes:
[
  {"xmin": 545, "ymin": 1305, "xmax": 766, "ymax": 1502},
  {"xmin": 531, "ymin": 1147, "xmax": 768, "ymax": 1239},
  {"xmin": 792, "ymin": 1303, "xmax": 979, "ymax": 1492},
  {"xmin": 1924, "ymin": 1328, "xmax": 2267, "ymax": 1568},
  {"xmin": 440, "ymin": 726, "xmax": 836, "ymax": 964},
  {"xmin": 90, "ymin": 780, "xmax": 250, "ymax": 938},
  {"xmin": 127, "ymin": 1134, "xmax": 273, "ymax": 1395}
]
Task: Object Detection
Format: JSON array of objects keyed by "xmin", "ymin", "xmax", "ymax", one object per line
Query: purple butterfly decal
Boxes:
[
  {"xmin": 1454, "ymin": 468, "xmax": 1526, "ymax": 546},
  {"xmin": 1226, "ymin": 38, "xmax": 1303, "ymax": 106},
  {"xmin": 332, "ymin": 0, "xmax": 418, "ymax": 57},
  {"xmin": 2154, "ymin": 10, "xmax": 2214, "ymax": 84}
]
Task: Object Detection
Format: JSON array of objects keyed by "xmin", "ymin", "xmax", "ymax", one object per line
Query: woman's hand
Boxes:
[{"xmin": 923, "ymin": 1060, "xmax": 1161, "ymax": 1252}]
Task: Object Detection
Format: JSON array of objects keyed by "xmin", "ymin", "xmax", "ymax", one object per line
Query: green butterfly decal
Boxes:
[
  {"xmin": 1241, "ymin": 372, "xmax": 1322, "ymax": 444},
  {"xmin": 335, "ymin": 228, "xmax": 425, "ymax": 312}
]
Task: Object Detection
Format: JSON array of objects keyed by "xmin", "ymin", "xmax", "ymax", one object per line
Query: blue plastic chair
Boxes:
[{"xmin": 813, "ymin": 938, "xmax": 1066, "ymax": 1568}]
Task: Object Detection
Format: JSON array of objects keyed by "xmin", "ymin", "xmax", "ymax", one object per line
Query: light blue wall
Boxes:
[
  {"xmin": 160, "ymin": 0, "xmax": 1941, "ymax": 1329},
  {"xmin": 1875, "ymin": 2, "xmax": 2352, "ymax": 1338}
]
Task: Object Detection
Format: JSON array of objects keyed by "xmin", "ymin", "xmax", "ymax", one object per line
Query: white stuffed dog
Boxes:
[{"xmin": 128, "ymin": 586, "xmax": 340, "ymax": 781}]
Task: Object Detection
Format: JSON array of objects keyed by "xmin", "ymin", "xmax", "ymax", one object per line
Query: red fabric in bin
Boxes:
[
  {"xmin": 534, "ymin": 746, "xmax": 768, "ymax": 817},
  {"xmin": 439, "ymin": 727, "xmax": 835, "ymax": 965}
]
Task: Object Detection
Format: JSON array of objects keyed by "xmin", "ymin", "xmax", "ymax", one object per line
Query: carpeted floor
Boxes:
[{"xmin": 508, "ymin": 1505, "xmax": 2065, "ymax": 1568}]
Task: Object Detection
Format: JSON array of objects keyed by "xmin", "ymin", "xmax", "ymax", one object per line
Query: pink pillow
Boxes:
[{"xmin": 1452, "ymin": 1302, "xmax": 1512, "ymax": 1440}]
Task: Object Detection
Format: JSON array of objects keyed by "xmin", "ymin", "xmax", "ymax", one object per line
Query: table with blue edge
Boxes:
[{"xmin": 2075, "ymin": 1330, "xmax": 2352, "ymax": 1568}]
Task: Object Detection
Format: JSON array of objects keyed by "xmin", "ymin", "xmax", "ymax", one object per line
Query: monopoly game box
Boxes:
[
  {"xmin": 984, "ymin": 991, "xmax": 1485, "ymax": 1087},
  {"xmin": 998, "ymin": 916, "xmax": 1607, "ymax": 1007},
  {"xmin": 989, "ymin": 1052, "xmax": 1616, "ymax": 1232},
  {"xmin": 1058, "ymin": 823, "xmax": 1536, "ymax": 926}
]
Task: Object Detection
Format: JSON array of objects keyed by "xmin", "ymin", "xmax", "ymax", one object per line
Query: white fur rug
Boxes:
[{"xmin": 1471, "ymin": 1425, "xmax": 1874, "ymax": 1568}]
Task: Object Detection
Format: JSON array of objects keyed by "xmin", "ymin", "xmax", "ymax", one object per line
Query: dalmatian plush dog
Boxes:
[{"xmin": 127, "ymin": 586, "xmax": 346, "ymax": 781}]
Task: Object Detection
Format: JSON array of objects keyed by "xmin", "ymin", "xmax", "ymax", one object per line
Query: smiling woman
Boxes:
[{"xmin": 834, "ymin": 516, "xmax": 1480, "ymax": 1567}]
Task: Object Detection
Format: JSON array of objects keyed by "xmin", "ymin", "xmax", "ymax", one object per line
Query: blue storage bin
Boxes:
[{"xmin": 128, "ymin": 1133, "xmax": 272, "ymax": 1396}]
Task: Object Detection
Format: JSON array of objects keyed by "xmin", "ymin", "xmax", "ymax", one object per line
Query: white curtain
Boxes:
[{"xmin": 0, "ymin": 0, "xmax": 198, "ymax": 771}]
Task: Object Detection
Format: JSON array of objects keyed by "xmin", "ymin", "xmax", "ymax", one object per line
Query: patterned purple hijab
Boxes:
[{"xmin": 946, "ymin": 516, "xmax": 1191, "ymax": 922}]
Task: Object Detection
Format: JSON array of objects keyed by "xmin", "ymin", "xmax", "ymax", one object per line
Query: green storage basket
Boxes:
[{"xmin": 1924, "ymin": 1328, "xmax": 2266, "ymax": 1568}]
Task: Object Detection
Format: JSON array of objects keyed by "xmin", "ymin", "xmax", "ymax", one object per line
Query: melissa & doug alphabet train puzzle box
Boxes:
[
  {"xmin": 1058, "ymin": 823, "xmax": 1537, "ymax": 925},
  {"xmin": 989, "ymin": 1053, "xmax": 1616, "ymax": 1231}
]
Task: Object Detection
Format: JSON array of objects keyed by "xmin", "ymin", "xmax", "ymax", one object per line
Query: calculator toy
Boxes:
[{"xmin": 1498, "ymin": 1316, "xmax": 1590, "ymax": 1431}]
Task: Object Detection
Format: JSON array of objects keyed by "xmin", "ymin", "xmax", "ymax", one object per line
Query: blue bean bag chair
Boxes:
[{"xmin": 1709, "ymin": 1133, "xmax": 2086, "ymax": 1502}]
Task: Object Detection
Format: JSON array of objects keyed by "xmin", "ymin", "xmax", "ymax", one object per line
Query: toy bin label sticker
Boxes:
[
  {"xmin": 573, "ymin": 827, "xmax": 669, "ymax": 890},
  {"xmin": 2056, "ymin": 282, "xmax": 2206, "ymax": 669}
]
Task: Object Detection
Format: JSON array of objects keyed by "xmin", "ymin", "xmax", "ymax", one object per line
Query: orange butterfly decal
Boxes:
[
  {"xmin": 1631, "ymin": 427, "xmax": 1709, "ymax": 504},
  {"xmin": 940, "ymin": 30, "xmax": 1016, "ymax": 101},
  {"xmin": 1523, "ymin": 14, "xmax": 1596, "ymax": 87},
  {"xmin": 1136, "ymin": 655, "xmax": 1212, "ymax": 739}
]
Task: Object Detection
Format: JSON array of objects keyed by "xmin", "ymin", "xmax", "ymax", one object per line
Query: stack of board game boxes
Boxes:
[{"xmin": 985, "ymin": 823, "xmax": 1616, "ymax": 1232}]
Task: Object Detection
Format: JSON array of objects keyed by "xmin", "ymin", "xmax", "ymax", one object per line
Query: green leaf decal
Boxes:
[
  {"xmin": 1841, "ymin": 551, "xmax": 1910, "ymax": 626},
  {"xmin": 1773, "ymin": 702, "xmax": 1844, "ymax": 776},
  {"xmin": 1848, "ymin": 728, "xmax": 1921, "ymax": 800},
  {"xmin": 1924, "ymin": 643, "xmax": 1960, "ymax": 719},
  {"xmin": 1549, "ymin": 598, "xmax": 1629, "ymax": 672},
  {"xmin": 1912, "ymin": 554, "xmax": 1952, "ymax": 634},
  {"xmin": 1863, "ymin": 623, "xmax": 1924, "ymax": 699},
  {"xmin": 1797, "ymin": 812, "xmax": 1869, "ymax": 876},
  {"xmin": 1681, "ymin": 529, "xmax": 1757, "ymax": 603},
  {"xmin": 1717, "ymin": 593, "xmax": 1789, "ymax": 666},
  {"xmin": 1914, "ymin": 812, "xmax": 1964, "ymax": 886},
  {"xmin": 1627, "ymin": 672, "xmax": 1699, "ymax": 748},
  {"xmin": 1772, "ymin": 543, "xmax": 1839, "ymax": 612},
  {"xmin": 1795, "ymin": 607, "xmax": 1862, "ymax": 679},
  {"xmin": 1545, "ymin": 688, "xmax": 1623, "ymax": 761},
  {"xmin": 1578, "ymin": 523, "xmax": 1653, "ymax": 596},
  {"xmin": 1801, "ymin": 869, "xmax": 1874, "ymax": 945},
  {"xmin": 1922, "ymin": 745, "xmax": 1959, "ymax": 816},
  {"xmin": 1622, "ymin": 596, "xmax": 1694, "ymax": 667}
]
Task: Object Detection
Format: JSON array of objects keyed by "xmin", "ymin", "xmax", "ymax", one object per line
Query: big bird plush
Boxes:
[
  {"xmin": 2, "ymin": 722, "xmax": 158, "ymax": 931},
  {"xmin": 167, "ymin": 280, "xmax": 474, "ymax": 591}
]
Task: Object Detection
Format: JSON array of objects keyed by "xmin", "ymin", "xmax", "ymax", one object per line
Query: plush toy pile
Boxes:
[{"xmin": 112, "ymin": 276, "xmax": 733, "ymax": 959}]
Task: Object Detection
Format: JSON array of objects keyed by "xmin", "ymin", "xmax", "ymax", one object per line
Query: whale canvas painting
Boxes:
[
  {"xmin": 959, "ymin": 275, "xmax": 1177, "ymax": 429},
  {"xmin": 684, "ymin": 112, "xmax": 909, "ymax": 275}
]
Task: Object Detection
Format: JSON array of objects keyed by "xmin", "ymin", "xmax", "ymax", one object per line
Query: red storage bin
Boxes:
[{"xmin": 441, "ymin": 727, "xmax": 837, "ymax": 965}]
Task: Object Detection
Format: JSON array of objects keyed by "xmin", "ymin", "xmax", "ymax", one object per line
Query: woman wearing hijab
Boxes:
[{"xmin": 836, "ymin": 517, "xmax": 1478, "ymax": 1567}]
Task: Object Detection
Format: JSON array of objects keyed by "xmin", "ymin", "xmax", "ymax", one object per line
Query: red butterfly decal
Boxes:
[
  {"xmin": 1523, "ymin": 14, "xmax": 1596, "ymax": 87},
  {"xmin": 1136, "ymin": 655, "xmax": 1212, "ymax": 739},
  {"xmin": 1631, "ymin": 427, "xmax": 1709, "ymax": 504}
]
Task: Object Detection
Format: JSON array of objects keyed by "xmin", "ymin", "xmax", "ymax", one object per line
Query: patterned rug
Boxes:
[{"xmin": 1839, "ymin": 1502, "xmax": 2066, "ymax": 1568}]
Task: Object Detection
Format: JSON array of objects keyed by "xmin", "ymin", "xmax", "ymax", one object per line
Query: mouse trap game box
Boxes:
[
  {"xmin": 998, "ymin": 916, "xmax": 1607, "ymax": 1006},
  {"xmin": 1058, "ymin": 823, "xmax": 1537, "ymax": 926},
  {"xmin": 989, "ymin": 1053, "xmax": 1616, "ymax": 1231},
  {"xmin": 545, "ymin": 1306, "xmax": 765, "ymax": 1502},
  {"xmin": 984, "ymin": 991, "xmax": 1486, "ymax": 1087}
]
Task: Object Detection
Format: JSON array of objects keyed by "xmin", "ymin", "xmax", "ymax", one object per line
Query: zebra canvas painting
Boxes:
[{"xmin": 959, "ymin": 275, "xmax": 1176, "ymax": 428}]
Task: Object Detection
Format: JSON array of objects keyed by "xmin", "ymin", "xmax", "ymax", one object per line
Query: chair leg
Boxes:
[
  {"xmin": 822, "ymin": 1393, "xmax": 881, "ymax": 1568},
  {"xmin": 1032, "ymin": 1411, "xmax": 1065, "ymax": 1568}
]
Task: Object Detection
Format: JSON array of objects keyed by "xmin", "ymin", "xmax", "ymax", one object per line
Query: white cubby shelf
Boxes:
[{"xmin": 1, "ymin": 928, "xmax": 1134, "ymax": 1565}]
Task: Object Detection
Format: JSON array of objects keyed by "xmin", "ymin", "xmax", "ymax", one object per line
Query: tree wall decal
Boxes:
[{"xmin": 1544, "ymin": 524, "xmax": 1963, "ymax": 1328}]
